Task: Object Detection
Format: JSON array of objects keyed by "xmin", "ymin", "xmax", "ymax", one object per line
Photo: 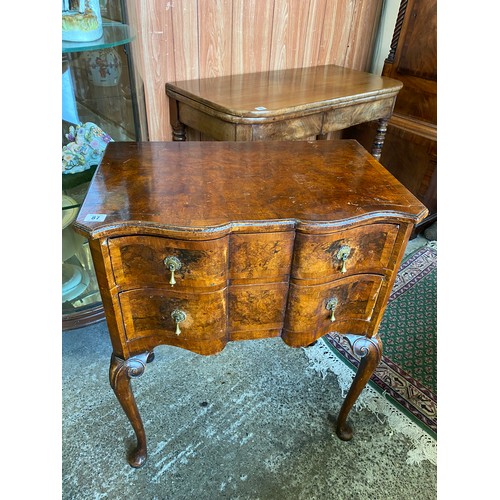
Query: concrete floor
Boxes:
[{"xmin": 63, "ymin": 308, "xmax": 437, "ymax": 499}]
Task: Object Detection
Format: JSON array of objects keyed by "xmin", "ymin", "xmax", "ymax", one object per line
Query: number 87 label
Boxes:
[{"xmin": 84, "ymin": 214, "xmax": 107, "ymax": 222}]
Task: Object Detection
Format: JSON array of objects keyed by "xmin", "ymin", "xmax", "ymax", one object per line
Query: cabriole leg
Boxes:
[
  {"xmin": 335, "ymin": 334, "xmax": 382, "ymax": 441},
  {"xmin": 109, "ymin": 352, "xmax": 151, "ymax": 468}
]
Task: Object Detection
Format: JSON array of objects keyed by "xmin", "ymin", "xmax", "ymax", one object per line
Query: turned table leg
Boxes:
[
  {"xmin": 168, "ymin": 97, "xmax": 187, "ymax": 141},
  {"xmin": 371, "ymin": 117, "xmax": 389, "ymax": 161},
  {"xmin": 172, "ymin": 122, "xmax": 187, "ymax": 141},
  {"xmin": 109, "ymin": 352, "xmax": 151, "ymax": 468},
  {"xmin": 336, "ymin": 334, "xmax": 382, "ymax": 441}
]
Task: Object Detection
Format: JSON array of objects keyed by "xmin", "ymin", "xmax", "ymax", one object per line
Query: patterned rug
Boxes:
[{"xmin": 304, "ymin": 242, "xmax": 437, "ymax": 465}]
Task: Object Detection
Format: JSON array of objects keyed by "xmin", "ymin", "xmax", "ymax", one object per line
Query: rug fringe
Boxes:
[{"xmin": 302, "ymin": 338, "xmax": 437, "ymax": 466}]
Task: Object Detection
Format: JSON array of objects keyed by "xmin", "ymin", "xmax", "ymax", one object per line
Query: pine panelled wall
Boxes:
[{"xmin": 126, "ymin": 0, "xmax": 383, "ymax": 141}]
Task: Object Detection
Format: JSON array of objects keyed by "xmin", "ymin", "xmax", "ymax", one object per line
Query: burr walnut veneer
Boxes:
[
  {"xmin": 74, "ymin": 140, "xmax": 428, "ymax": 468},
  {"xmin": 166, "ymin": 64, "xmax": 403, "ymax": 160}
]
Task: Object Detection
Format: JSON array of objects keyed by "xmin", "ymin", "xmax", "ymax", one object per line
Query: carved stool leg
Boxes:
[
  {"xmin": 335, "ymin": 334, "xmax": 382, "ymax": 441},
  {"xmin": 371, "ymin": 118, "xmax": 389, "ymax": 161},
  {"xmin": 109, "ymin": 352, "xmax": 151, "ymax": 468}
]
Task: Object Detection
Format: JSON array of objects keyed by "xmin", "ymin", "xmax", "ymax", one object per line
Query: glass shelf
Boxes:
[
  {"xmin": 62, "ymin": 3, "xmax": 148, "ymax": 330},
  {"xmin": 63, "ymin": 21, "xmax": 134, "ymax": 54}
]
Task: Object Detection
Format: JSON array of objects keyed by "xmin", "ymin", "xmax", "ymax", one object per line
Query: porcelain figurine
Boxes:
[
  {"xmin": 62, "ymin": 0, "xmax": 103, "ymax": 42},
  {"xmin": 62, "ymin": 122, "xmax": 113, "ymax": 174}
]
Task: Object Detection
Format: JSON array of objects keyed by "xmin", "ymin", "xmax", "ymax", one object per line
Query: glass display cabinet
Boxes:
[{"xmin": 62, "ymin": 0, "xmax": 148, "ymax": 330}]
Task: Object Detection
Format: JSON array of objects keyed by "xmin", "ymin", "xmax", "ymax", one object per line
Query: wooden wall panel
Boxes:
[
  {"xmin": 172, "ymin": 0, "xmax": 200, "ymax": 81},
  {"xmin": 270, "ymin": 0, "xmax": 312, "ymax": 70},
  {"xmin": 128, "ymin": 0, "xmax": 383, "ymax": 141},
  {"xmin": 126, "ymin": 0, "xmax": 176, "ymax": 141},
  {"xmin": 302, "ymin": 0, "xmax": 328, "ymax": 67},
  {"xmin": 345, "ymin": 0, "xmax": 383, "ymax": 70},
  {"xmin": 231, "ymin": 0, "xmax": 275, "ymax": 74},
  {"xmin": 317, "ymin": 0, "xmax": 355, "ymax": 66},
  {"xmin": 198, "ymin": 0, "xmax": 233, "ymax": 78}
]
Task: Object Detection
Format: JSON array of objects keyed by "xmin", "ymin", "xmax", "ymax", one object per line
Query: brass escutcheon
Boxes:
[
  {"xmin": 171, "ymin": 309, "xmax": 186, "ymax": 335},
  {"xmin": 164, "ymin": 256, "xmax": 182, "ymax": 286},
  {"xmin": 336, "ymin": 245, "xmax": 351, "ymax": 273},
  {"xmin": 326, "ymin": 297, "xmax": 338, "ymax": 322}
]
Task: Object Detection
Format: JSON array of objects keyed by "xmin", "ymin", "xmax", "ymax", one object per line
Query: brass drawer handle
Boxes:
[
  {"xmin": 164, "ymin": 256, "xmax": 182, "ymax": 286},
  {"xmin": 326, "ymin": 297, "xmax": 338, "ymax": 322},
  {"xmin": 171, "ymin": 309, "xmax": 186, "ymax": 335},
  {"xmin": 336, "ymin": 245, "xmax": 351, "ymax": 273}
]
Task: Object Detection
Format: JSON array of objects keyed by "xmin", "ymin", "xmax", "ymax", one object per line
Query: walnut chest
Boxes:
[{"xmin": 74, "ymin": 140, "xmax": 428, "ymax": 467}]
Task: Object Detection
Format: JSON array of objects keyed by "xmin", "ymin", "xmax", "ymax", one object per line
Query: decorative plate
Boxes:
[
  {"xmin": 62, "ymin": 263, "xmax": 90, "ymax": 302},
  {"xmin": 62, "ymin": 194, "xmax": 79, "ymax": 230}
]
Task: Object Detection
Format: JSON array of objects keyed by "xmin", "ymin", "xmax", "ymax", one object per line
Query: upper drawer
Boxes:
[
  {"xmin": 108, "ymin": 235, "xmax": 228, "ymax": 289},
  {"xmin": 229, "ymin": 232, "xmax": 294, "ymax": 282},
  {"xmin": 291, "ymin": 223, "xmax": 399, "ymax": 281}
]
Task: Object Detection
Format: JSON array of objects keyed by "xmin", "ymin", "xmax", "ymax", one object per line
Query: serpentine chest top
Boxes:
[{"xmin": 74, "ymin": 140, "xmax": 428, "ymax": 468}]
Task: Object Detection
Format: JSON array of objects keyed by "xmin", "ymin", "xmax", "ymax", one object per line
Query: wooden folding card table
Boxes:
[{"xmin": 165, "ymin": 64, "xmax": 403, "ymax": 160}]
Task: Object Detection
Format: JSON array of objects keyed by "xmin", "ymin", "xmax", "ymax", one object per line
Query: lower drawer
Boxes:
[
  {"xmin": 283, "ymin": 274, "xmax": 383, "ymax": 346},
  {"xmin": 119, "ymin": 288, "xmax": 227, "ymax": 343},
  {"xmin": 228, "ymin": 282, "xmax": 289, "ymax": 338}
]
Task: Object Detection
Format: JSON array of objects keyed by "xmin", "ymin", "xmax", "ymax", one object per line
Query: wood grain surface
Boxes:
[{"xmin": 74, "ymin": 140, "xmax": 427, "ymax": 240}]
